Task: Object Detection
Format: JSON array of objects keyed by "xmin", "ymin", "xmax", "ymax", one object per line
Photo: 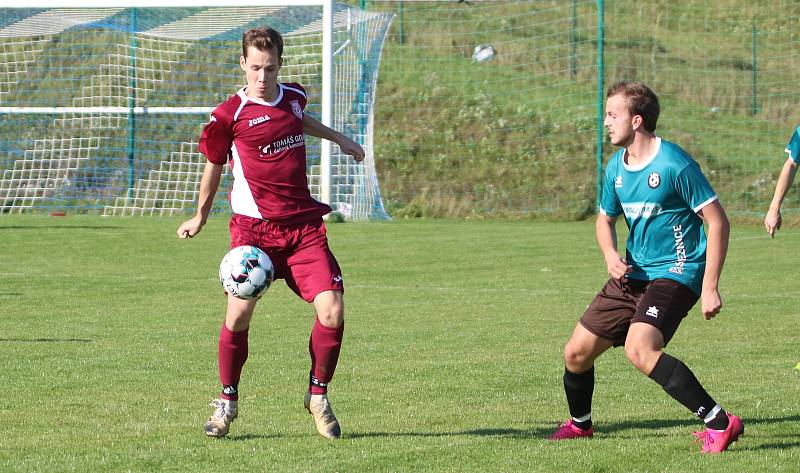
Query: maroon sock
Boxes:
[
  {"xmin": 218, "ymin": 324, "xmax": 249, "ymax": 401},
  {"xmin": 308, "ymin": 318, "xmax": 344, "ymax": 395}
]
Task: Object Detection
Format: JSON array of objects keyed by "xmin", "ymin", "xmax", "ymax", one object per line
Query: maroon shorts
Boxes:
[
  {"xmin": 229, "ymin": 214, "xmax": 344, "ymax": 302},
  {"xmin": 579, "ymin": 278, "xmax": 699, "ymax": 347}
]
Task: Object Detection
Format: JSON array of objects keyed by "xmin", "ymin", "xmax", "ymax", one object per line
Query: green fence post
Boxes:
[
  {"xmin": 127, "ymin": 8, "xmax": 138, "ymax": 197},
  {"xmin": 571, "ymin": 0, "xmax": 577, "ymax": 80},
  {"xmin": 398, "ymin": 2, "xmax": 405, "ymax": 44},
  {"xmin": 752, "ymin": 23, "xmax": 758, "ymax": 115},
  {"xmin": 595, "ymin": 0, "xmax": 605, "ymax": 210}
]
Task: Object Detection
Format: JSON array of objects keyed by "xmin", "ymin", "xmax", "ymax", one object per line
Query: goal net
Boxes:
[{"xmin": 0, "ymin": 2, "xmax": 394, "ymax": 220}]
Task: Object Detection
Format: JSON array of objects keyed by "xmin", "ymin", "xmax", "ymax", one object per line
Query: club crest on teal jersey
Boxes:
[{"xmin": 648, "ymin": 172, "xmax": 661, "ymax": 188}]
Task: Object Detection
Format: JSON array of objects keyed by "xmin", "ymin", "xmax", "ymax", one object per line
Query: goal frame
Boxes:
[{"xmin": 8, "ymin": 0, "xmax": 338, "ymax": 208}]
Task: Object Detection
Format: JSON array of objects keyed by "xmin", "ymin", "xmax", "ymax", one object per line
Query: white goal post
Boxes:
[{"xmin": 0, "ymin": 0, "xmax": 393, "ymax": 220}]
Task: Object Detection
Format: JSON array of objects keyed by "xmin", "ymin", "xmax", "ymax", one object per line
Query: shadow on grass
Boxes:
[
  {"xmin": 598, "ymin": 417, "xmax": 696, "ymax": 433},
  {"xmin": 0, "ymin": 225, "xmax": 124, "ymax": 230},
  {"xmin": 734, "ymin": 415, "xmax": 800, "ymax": 451},
  {"xmin": 0, "ymin": 338, "xmax": 93, "ymax": 343},
  {"xmin": 347, "ymin": 427, "xmax": 552, "ymax": 440},
  {"xmin": 347, "ymin": 415, "xmax": 800, "ymax": 442},
  {"xmin": 225, "ymin": 433, "xmax": 284, "ymax": 441},
  {"xmin": 738, "ymin": 441, "xmax": 800, "ymax": 451},
  {"xmin": 347, "ymin": 420, "xmax": 692, "ymax": 440}
]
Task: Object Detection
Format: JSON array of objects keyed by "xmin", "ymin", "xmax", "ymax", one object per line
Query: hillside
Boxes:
[{"xmin": 366, "ymin": 0, "xmax": 800, "ymax": 218}]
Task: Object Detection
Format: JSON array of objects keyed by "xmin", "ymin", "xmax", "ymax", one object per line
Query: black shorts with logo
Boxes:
[{"xmin": 579, "ymin": 277, "xmax": 699, "ymax": 347}]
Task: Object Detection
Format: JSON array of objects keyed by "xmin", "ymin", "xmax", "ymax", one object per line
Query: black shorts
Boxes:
[{"xmin": 579, "ymin": 277, "xmax": 699, "ymax": 347}]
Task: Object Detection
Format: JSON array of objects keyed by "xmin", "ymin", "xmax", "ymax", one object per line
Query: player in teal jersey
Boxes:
[
  {"xmin": 547, "ymin": 81, "xmax": 743, "ymax": 453},
  {"xmin": 764, "ymin": 126, "xmax": 800, "ymax": 237}
]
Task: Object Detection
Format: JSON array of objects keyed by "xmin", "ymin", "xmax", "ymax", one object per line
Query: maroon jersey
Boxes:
[{"xmin": 199, "ymin": 83, "xmax": 331, "ymax": 223}]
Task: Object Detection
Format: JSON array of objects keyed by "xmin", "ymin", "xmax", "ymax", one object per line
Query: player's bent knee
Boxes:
[
  {"xmin": 563, "ymin": 343, "xmax": 592, "ymax": 372},
  {"xmin": 623, "ymin": 343, "xmax": 658, "ymax": 373},
  {"xmin": 225, "ymin": 297, "xmax": 257, "ymax": 331},
  {"xmin": 313, "ymin": 290, "xmax": 344, "ymax": 328},
  {"xmin": 316, "ymin": 307, "xmax": 344, "ymax": 328},
  {"xmin": 225, "ymin": 314, "xmax": 253, "ymax": 331},
  {"xmin": 314, "ymin": 298, "xmax": 344, "ymax": 327}
]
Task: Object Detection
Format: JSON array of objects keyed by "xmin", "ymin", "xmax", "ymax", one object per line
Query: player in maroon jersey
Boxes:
[{"xmin": 177, "ymin": 27, "xmax": 364, "ymax": 440}]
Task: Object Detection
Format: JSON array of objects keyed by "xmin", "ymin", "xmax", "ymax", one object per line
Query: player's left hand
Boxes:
[{"xmin": 700, "ymin": 287, "xmax": 722, "ymax": 320}]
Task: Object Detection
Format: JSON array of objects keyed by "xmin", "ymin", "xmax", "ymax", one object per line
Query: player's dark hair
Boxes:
[
  {"xmin": 242, "ymin": 27, "xmax": 284, "ymax": 59},
  {"xmin": 606, "ymin": 81, "xmax": 660, "ymax": 133}
]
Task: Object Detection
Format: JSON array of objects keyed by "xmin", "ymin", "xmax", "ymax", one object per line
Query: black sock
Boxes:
[
  {"xmin": 222, "ymin": 384, "xmax": 239, "ymax": 401},
  {"xmin": 704, "ymin": 409, "xmax": 730, "ymax": 431},
  {"xmin": 648, "ymin": 353, "xmax": 728, "ymax": 429},
  {"xmin": 563, "ymin": 366, "xmax": 594, "ymax": 430}
]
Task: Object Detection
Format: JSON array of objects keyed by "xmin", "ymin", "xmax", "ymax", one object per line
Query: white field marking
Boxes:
[
  {"xmin": 345, "ymin": 284, "xmax": 788, "ymax": 301},
  {"xmin": 729, "ymin": 235, "xmax": 772, "ymax": 241},
  {"xmin": 31, "ymin": 277, "xmax": 778, "ymax": 300},
  {"xmin": 12, "ymin": 273, "xmax": 166, "ymax": 280},
  {"xmin": 335, "ymin": 283, "xmax": 573, "ymax": 295},
  {"xmin": 191, "ymin": 279, "xmax": 570, "ymax": 295}
]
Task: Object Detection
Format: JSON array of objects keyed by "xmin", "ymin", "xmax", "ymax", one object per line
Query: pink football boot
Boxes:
[
  {"xmin": 547, "ymin": 419, "xmax": 594, "ymax": 440},
  {"xmin": 692, "ymin": 413, "xmax": 744, "ymax": 453}
]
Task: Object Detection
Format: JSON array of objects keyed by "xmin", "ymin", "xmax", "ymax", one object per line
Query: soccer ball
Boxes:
[{"xmin": 219, "ymin": 245, "xmax": 274, "ymax": 300}]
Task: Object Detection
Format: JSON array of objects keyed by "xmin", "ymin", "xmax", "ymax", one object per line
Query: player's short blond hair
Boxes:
[
  {"xmin": 607, "ymin": 81, "xmax": 660, "ymax": 133},
  {"xmin": 242, "ymin": 27, "xmax": 284, "ymax": 59}
]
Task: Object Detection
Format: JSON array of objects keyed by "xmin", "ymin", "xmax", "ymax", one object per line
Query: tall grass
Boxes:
[{"xmin": 368, "ymin": 0, "xmax": 800, "ymax": 218}]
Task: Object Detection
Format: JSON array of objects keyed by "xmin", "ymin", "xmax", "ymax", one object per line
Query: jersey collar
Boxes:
[
  {"xmin": 238, "ymin": 84, "xmax": 284, "ymax": 107},
  {"xmin": 622, "ymin": 137, "xmax": 661, "ymax": 172}
]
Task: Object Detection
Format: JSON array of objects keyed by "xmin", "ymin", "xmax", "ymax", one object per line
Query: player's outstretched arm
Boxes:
[
  {"xmin": 596, "ymin": 213, "xmax": 631, "ymax": 279},
  {"xmin": 765, "ymin": 157, "xmax": 798, "ymax": 237},
  {"xmin": 177, "ymin": 161, "xmax": 224, "ymax": 239},
  {"xmin": 302, "ymin": 114, "xmax": 365, "ymax": 162},
  {"xmin": 698, "ymin": 200, "xmax": 730, "ymax": 319}
]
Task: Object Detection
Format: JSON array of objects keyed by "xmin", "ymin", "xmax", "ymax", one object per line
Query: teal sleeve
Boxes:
[
  {"xmin": 599, "ymin": 161, "xmax": 622, "ymax": 216},
  {"xmin": 674, "ymin": 162, "xmax": 717, "ymax": 213},
  {"xmin": 785, "ymin": 127, "xmax": 800, "ymax": 163}
]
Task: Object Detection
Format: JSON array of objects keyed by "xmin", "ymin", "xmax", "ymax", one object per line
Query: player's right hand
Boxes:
[
  {"xmin": 605, "ymin": 254, "xmax": 632, "ymax": 280},
  {"xmin": 342, "ymin": 141, "xmax": 365, "ymax": 162},
  {"xmin": 764, "ymin": 207, "xmax": 782, "ymax": 237},
  {"xmin": 700, "ymin": 287, "xmax": 722, "ymax": 320},
  {"xmin": 177, "ymin": 216, "xmax": 203, "ymax": 239}
]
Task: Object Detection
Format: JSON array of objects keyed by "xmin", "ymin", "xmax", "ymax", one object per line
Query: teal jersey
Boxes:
[
  {"xmin": 785, "ymin": 126, "xmax": 800, "ymax": 163},
  {"xmin": 599, "ymin": 138, "xmax": 718, "ymax": 294}
]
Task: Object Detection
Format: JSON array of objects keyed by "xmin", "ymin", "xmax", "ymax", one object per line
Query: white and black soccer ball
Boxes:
[{"xmin": 219, "ymin": 245, "xmax": 274, "ymax": 300}]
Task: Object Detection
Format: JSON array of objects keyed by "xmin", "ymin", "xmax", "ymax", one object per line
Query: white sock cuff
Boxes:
[
  {"xmin": 702, "ymin": 404, "xmax": 722, "ymax": 424},
  {"xmin": 572, "ymin": 412, "xmax": 592, "ymax": 423}
]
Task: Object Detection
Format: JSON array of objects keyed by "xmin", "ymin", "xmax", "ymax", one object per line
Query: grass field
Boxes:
[{"xmin": 1, "ymin": 215, "xmax": 798, "ymax": 472}]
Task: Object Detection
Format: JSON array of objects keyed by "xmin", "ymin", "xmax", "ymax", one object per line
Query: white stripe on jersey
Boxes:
[
  {"xmin": 281, "ymin": 83, "xmax": 306, "ymax": 98},
  {"xmin": 229, "ymin": 142, "xmax": 263, "ymax": 219},
  {"xmin": 692, "ymin": 195, "xmax": 718, "ymax": 214},
  {"xmin": 232, "ymin": 92, "xmax": 248, "ymax": 122}
]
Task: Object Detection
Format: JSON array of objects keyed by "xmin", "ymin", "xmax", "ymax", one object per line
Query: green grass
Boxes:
[{"xmin": 0, "ymin": 215, "xmax": 798, "ymax": 471}]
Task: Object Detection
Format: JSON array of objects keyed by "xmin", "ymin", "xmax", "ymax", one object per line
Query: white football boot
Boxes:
[
  {"xmin": 304, "ymin": 391, "xmax": 341, "ymax": 439},
  {"xmin": 204, "ymin": 399, "xmax": 238, "ymax": 437}
]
